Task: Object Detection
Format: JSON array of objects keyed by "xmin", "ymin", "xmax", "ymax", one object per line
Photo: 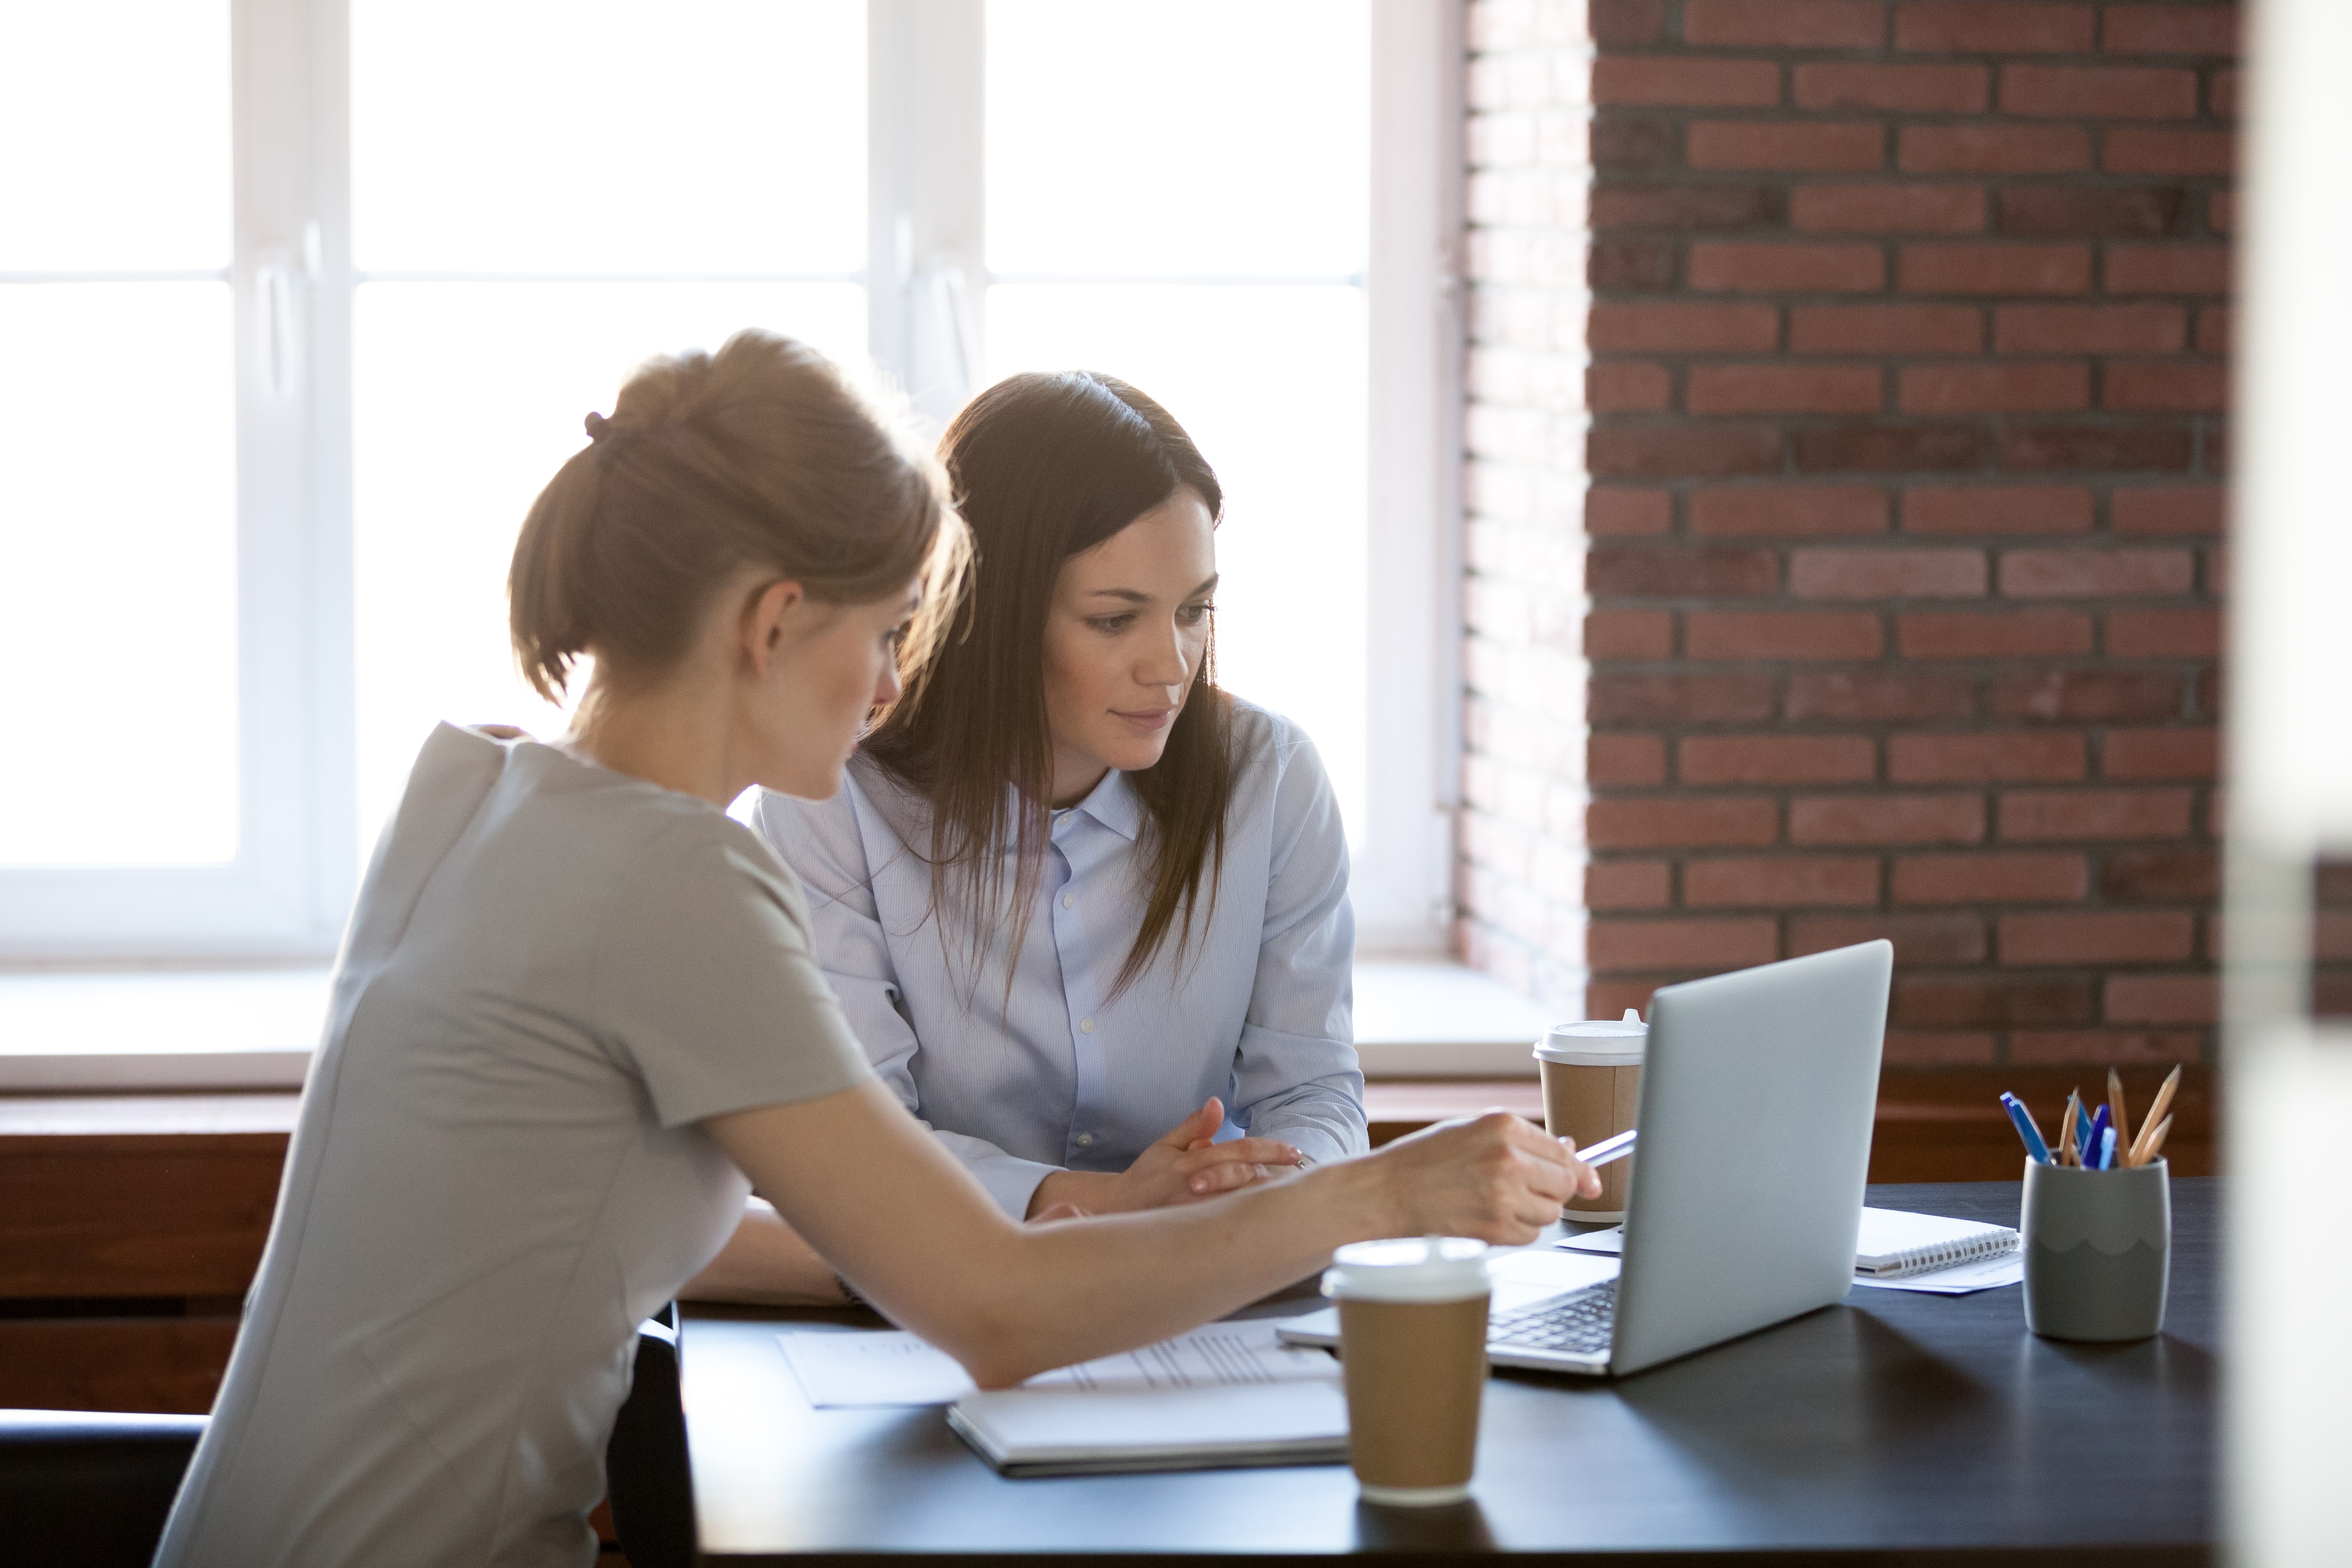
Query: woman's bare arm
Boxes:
[
  {"xmin": 708, "ymin": 1078, "xmax": 1590, "ymax": 1389},
  {"xmin": 681, "ymin": 1199, "xmax": 847, "ymax": 1306}
]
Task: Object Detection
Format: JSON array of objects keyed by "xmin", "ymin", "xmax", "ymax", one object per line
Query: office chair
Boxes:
[{"xmin": 0, "ymin": 1408, "xmax": 206, "ymax": 1568}]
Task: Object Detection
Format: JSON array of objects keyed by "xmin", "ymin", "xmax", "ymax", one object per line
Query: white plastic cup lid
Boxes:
[
  {"xmin": 1322, "ymin": 1236, "xmax": 1492, "ymax": 1303},
  {"xmin": 1534, "ymin": 1008, "xmax": 1648, "ymax": 1065}
]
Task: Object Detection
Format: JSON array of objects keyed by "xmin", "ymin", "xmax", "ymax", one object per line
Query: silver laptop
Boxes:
[{"xmin": 1281, "ymin": 940, "xmax": 1890, "ymax": 1378}]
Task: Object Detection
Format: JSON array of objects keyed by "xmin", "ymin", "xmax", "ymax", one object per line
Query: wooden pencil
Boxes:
[
  {"xmin": 2129, "ymin": 1065, "xmax": 2183, "ymax": 1167},
  {"xmin": 2107, "ymin": 1069, "xmax": 2129, "ymax": 1164},
  {"xmin": 2140, "ymin": 1114, "xmax": 2174, "ymax": 1167},
  {"xmin": 2059, "ymin": 1089, "xmax": 2080, "ymax": 1167}
]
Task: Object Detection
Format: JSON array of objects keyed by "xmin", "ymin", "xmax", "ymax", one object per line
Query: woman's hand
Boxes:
[
  {"xmin": 1363, "ymin": 1110, "xmax": 1599, "ymax": 1245},
  {"xmin": 1024, "ymin": 1097, "xmax": 1301, "ymax": 1218}
]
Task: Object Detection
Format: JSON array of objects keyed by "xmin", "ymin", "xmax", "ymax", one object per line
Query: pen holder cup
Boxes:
[{"xmin": 2021, "ymin": 1157, "xmax": 2169, "ymax": 1342}]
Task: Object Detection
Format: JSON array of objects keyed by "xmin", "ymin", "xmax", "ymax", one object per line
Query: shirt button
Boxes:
[
  {"xmin": 1078, "ymin": 1017, "xmax": 1095, "ymax": 1034},
  {"xmin": 1062, "ymin": 892, "xmax": 1075, "ymax": 908},
  {"xmin": 1076, "ymin": 1133, "xmax": 1094, "ymax": 1147}
]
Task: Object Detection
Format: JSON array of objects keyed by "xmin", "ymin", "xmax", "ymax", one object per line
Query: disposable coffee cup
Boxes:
[
  {"xmin": 2022, "ymin": 1156, "xmax": 2170, "ymax": 1341},
  {"xmin": 1535, "ymin": 1012, "xmax": 1646, "ymax": 1222},
  {"xmin": 1322, "ymin": 1237, "xmax": 1491, "ymax": 1507}
]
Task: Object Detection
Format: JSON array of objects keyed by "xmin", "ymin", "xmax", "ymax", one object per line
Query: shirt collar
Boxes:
[{"xmin": 1054, "ymin": 769, "xmax": 1143, "ymax": 844}]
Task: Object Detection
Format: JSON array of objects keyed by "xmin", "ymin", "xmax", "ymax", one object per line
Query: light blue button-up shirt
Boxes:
[{"xmin": 755, "ymin": 702, "xmax": 1368, "ymax": 1218}]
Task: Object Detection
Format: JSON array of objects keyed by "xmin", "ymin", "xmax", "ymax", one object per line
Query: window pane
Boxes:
[
  {"xmin": 352, "ymin": 0, "xmax": 867, "ymax": 275},
  {"xmin": 986, "ymin": 284, "xmax": 1368, "ymax": 840},
  {"xmin": 352, "ymin": 282, "xmax": 866, "ymax": 848},
  {"xmin": 986, "ymin": 0, "xmax": 1368, "ymax": 278},
  {"xmin": 0, "ymin": 284, "xmax": 238, "ymax": 865},
  {"xmin": 0, "ymin": 2, "xmax": 230, "ymax": 270}
]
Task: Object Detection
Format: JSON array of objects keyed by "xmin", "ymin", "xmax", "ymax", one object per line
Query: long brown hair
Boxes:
[
  {"xmin": 509, "ymin": 329, "xmax": 966, "ymax": 711},
  {"xmin": 861, "ymin": 371, "xmax": 1233, "ymax": 997}
]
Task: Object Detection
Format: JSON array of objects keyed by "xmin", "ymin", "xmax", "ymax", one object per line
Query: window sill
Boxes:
[{"xmin": 0, "ymin": 959, "xmax": 1552, "ymax": 1093}]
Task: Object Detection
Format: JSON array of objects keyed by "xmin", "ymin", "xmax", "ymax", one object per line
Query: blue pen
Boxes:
[
  {"xmin": 1998, "ymin": 1092, "xmax": 2052, "ymax": 1163},
  {"xmin": 2097, "ymin": 1125, "xmax": 2117, "ymax": 1170},
  {"xmin": 2085, "ymin": 1104, "xmax": 2111, "ymax": 1170}
]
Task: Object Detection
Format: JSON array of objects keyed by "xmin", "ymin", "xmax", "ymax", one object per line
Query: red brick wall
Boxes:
[{"xmin": 1459, "ymin": 0, "xmax": 2234, "ymax": 1071}]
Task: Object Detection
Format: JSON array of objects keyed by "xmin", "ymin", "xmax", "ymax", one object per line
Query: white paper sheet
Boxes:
[
  {"xmin": 777, "ymin": 1318, "xmax": 1337, "ymax": 1410},
  {"xmin": 1848, "ymin": 1252, "xmax": 2024, "ymax": 1294}
]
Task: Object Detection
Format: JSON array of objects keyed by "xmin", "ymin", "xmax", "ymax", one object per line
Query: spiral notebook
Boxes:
[{"xmin": 1852, "ymin": 1207, "xmax": 2019, "ymax": 1278}]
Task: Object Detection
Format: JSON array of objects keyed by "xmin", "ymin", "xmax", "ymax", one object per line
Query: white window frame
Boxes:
[{"xmin": 0, "ymin": 0, "xmax": 1462, "ymax": 965}]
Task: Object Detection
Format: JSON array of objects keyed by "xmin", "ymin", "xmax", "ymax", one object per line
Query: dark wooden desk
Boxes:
[{"xmin": 680, "ymin": 1180, "xmax": 2215, "ymax": 1564}]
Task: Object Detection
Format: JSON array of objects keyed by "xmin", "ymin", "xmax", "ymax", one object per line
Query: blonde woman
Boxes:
[{"xmin": 154, "ymin": 331, "xmax": 1598, "ymax": 1568}]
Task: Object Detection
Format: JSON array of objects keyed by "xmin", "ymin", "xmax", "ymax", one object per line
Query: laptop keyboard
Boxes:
[{"xmin": 1490, "ymin": 1280, "xmax": 1617, "ymax": 1356}]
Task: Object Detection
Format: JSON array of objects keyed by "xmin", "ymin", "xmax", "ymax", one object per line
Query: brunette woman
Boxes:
[{"xmin": 154, "ymin": 333, "xmax": 1594, "ymax": 1568}]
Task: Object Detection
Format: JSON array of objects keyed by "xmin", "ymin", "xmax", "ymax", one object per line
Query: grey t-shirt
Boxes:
[{"xmin": 156, "ymin": 725, "xmax": 871, "ymax": 1568}]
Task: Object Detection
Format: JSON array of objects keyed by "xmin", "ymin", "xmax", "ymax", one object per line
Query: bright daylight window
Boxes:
[{"xmin": 0, "ymin": 0, "xmax": 1448, "ymax": 965}]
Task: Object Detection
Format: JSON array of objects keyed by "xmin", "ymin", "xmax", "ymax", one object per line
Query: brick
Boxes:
[
  {"xmin": 1905, "ymin": 486, "xmax": 2093, "ymax": 535},
  {"xmin": 2202, "ymin": 426, "xmax": 2230, "ymax": 475},
  {"xmin": 1692, "ymin": 486, "xmax": 1889, "ymax": 537},
  {"xmin": 2195, "ymin": 305, "xmax": 2233, "ymax": 356},
  {"xmin": 1998, "ymin": 788, "xmax": 2196, "ymax": 840},
  {"xmin": 2000, "ymin": 548, "xmax": 2196, "ymax": 596},
  {"xmin": 2104, "ymin": 129, "xmax": 2237, "ymax": 176},
  {"xmin": 1996, "ymin": 304, "xmax": 2188, "ymax": 353},
  {"xmin": 2010, "ymin": 1029, "xmax": 2204, "ymax": 1065},
  {"xmin": 1687, "ymin": 122, "xmax": 1885, "ymax": 173},
  {"xmin": 1589, "ymin": 917, "xmax": 1780, "ymax": 973},
  {"xmin": 1793, "ymin": 425, "xmax": 1986, "ymax": 472},
  {"xmin": 1590, "ymin": 425, "xmax": 1783, "ymax": 478},
  {"xmin": 1688, "ymin": 364, "xmax": 1883, "ymax": 414},
  {"xmin": 1789, "ymin": 305, "xmax": 1981, "ymax": 354},
  {"xmin": 1682, "ymin": 734, "xmax": 1879, "ymax": 784},
  {"xmin": 1587, "ymin": 796, "xmax": 1780, "ymax": 850},
  {"xmin": 2104, "ymin": 726, "xmax": 2220, "ymax": 779},
  {"xmin": 1590, "ymin": 733, "xmax": 1668, "ymax": 786},
  {"xmin": 1592, "ymin": 673, "xmax": 1778, "ymax": 724},
  {"xmin": 1891, "ymin": 731, "xmax": 2087, "ymax": 783},
  {"xmin": 2001, "ymin": 66, "xmax": 2199, "ymax": 119},
  {"xmin": 2104, "ymin": 848, "xmax": 2217, "ymax": 902},
  {"xmin": 2112, "ymin": 486, "xmax": 2223, "ymax": 535},
  {"xmin": 1685, "ymin": 855, "xmax": 1882, "ymax": 908},
  {"xmin": 1899, "ymin": 126, "xmax": 2090, "ymax": 175},
  {"xmin": 1593, "ymin": 58, "xmax": 1782, "ymax": 109},
  {"xmin": 1790, "ymin": 794, "xmax": 1985, "ymax": 845},
  {"xmin": 1894, "ymin": 2, "xmax": 2095, "ymax": 52},
  {"xmin": 1895, "ymin": 974, "xmax": 2098, "ymax": 1026},
  {"xmin": 1590, "ymin": 546, "xmax": 1780, "ymax": 598},
  {"xmin": 2000, "ymin": 911, "xmax": 2197, "ymax": 963},
  {"xmin": 2207, "ymin": 190, "xmax": 2236, "ymax": 233},
  {"xmin": 1792, "ymin": 63, "xmax": 1986, "ymax": 113},
  {"xmin": 1593, "ymin": 119, "xmax": 1676, "ymax": 170},
  {"xmin": 1591, "ymin": 239, "xmax": 1678, "ymax": 290},
  {"xmin": 1588, "ymin": 488, "xmax": 1674, "ymax": 536},
  {"xmin": 2105, "ymin": 362, "xmax": 2229, "ymax": 412},
  {"xmin": 1787, "ymin": 670, "xmax": 1977, "ymax": 720},
  {"xmin": 1791, "ymin": 548, "xmax": 1987, "ymax": 599},
  {"xmin": 1993, "ymin": 669, "xmax": 2183, "ymax": 721},
  {"xmin": 1587, "ymin": 858, "xmax": 1672, "ymax": 910},
  {"xmin": 1884, "ymin": 1031, "xmax": 2002, "ymax": 1065},
  {"xmin": 2104, "ymin": 974, "xmax": 2219, "ymax": 1027},
  {"xmin": 1590, "ymin": 361, "xmax": 1674, "ymax": 412},
  {"xmin": 2209, "ymin": 68, "xmax": 2239, "ymax": 118},
  {"xmin": 1585, "ymin": 609, "xmax": 1675, "ymax": 659},
  {"xmin": 1591, "ymin": 303, "xmax": 1780, "ymax": 352},
  {"xmin": 2104, "ymin": 6, "xmax": 2240, "ymax": 55},
  {"xmin": 1900, "ymin": 363, "xmax": 2090, "ymax": 414},
  {"xmin": 1686, "ymin": 610, "xmax": 1886, "ymax": 660},
  {"xmin": 1685, "ymin": 0, "xmax": 1886, "ymax": 46},
  {"xmin": 1591, "ymin": 184, "xmax": 1780, "ymax": 230},
  {"xmin": 2108, "ymin": 610, "xmax": 2221, "ymax": 659},
  {"xmin": 1999, "ymin": 426, "xmax": 2193, "ymax": 472},
  {"xmin": 1790, "ymin": 913, "xmax": 1988, "ymax": 964},
  {"xmin": 1892, "ymin": 851, "xmax": 2088, "ymax": 903},
  {"xmin": 1688, "ymin": 244, "xmax": 1885, "ymax": 293},
  {"xmin": 2105, "ymin": 245, "xmax": 2233, "ymax": 294},
  {"xmin": 1998, "ymin": 187, "xmax": 2185, "ymax": 238},
  {"xmin": 1791, "ymin": 183, "xmax": 1986, "ymax": 235},
  {"xmin": 1898, "ymin": 610, "xmax": 2093, "ymax": 657},
  {"xmin": 1900, "ymin": 244, "xmax": 2093, "ymax": 295}
]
